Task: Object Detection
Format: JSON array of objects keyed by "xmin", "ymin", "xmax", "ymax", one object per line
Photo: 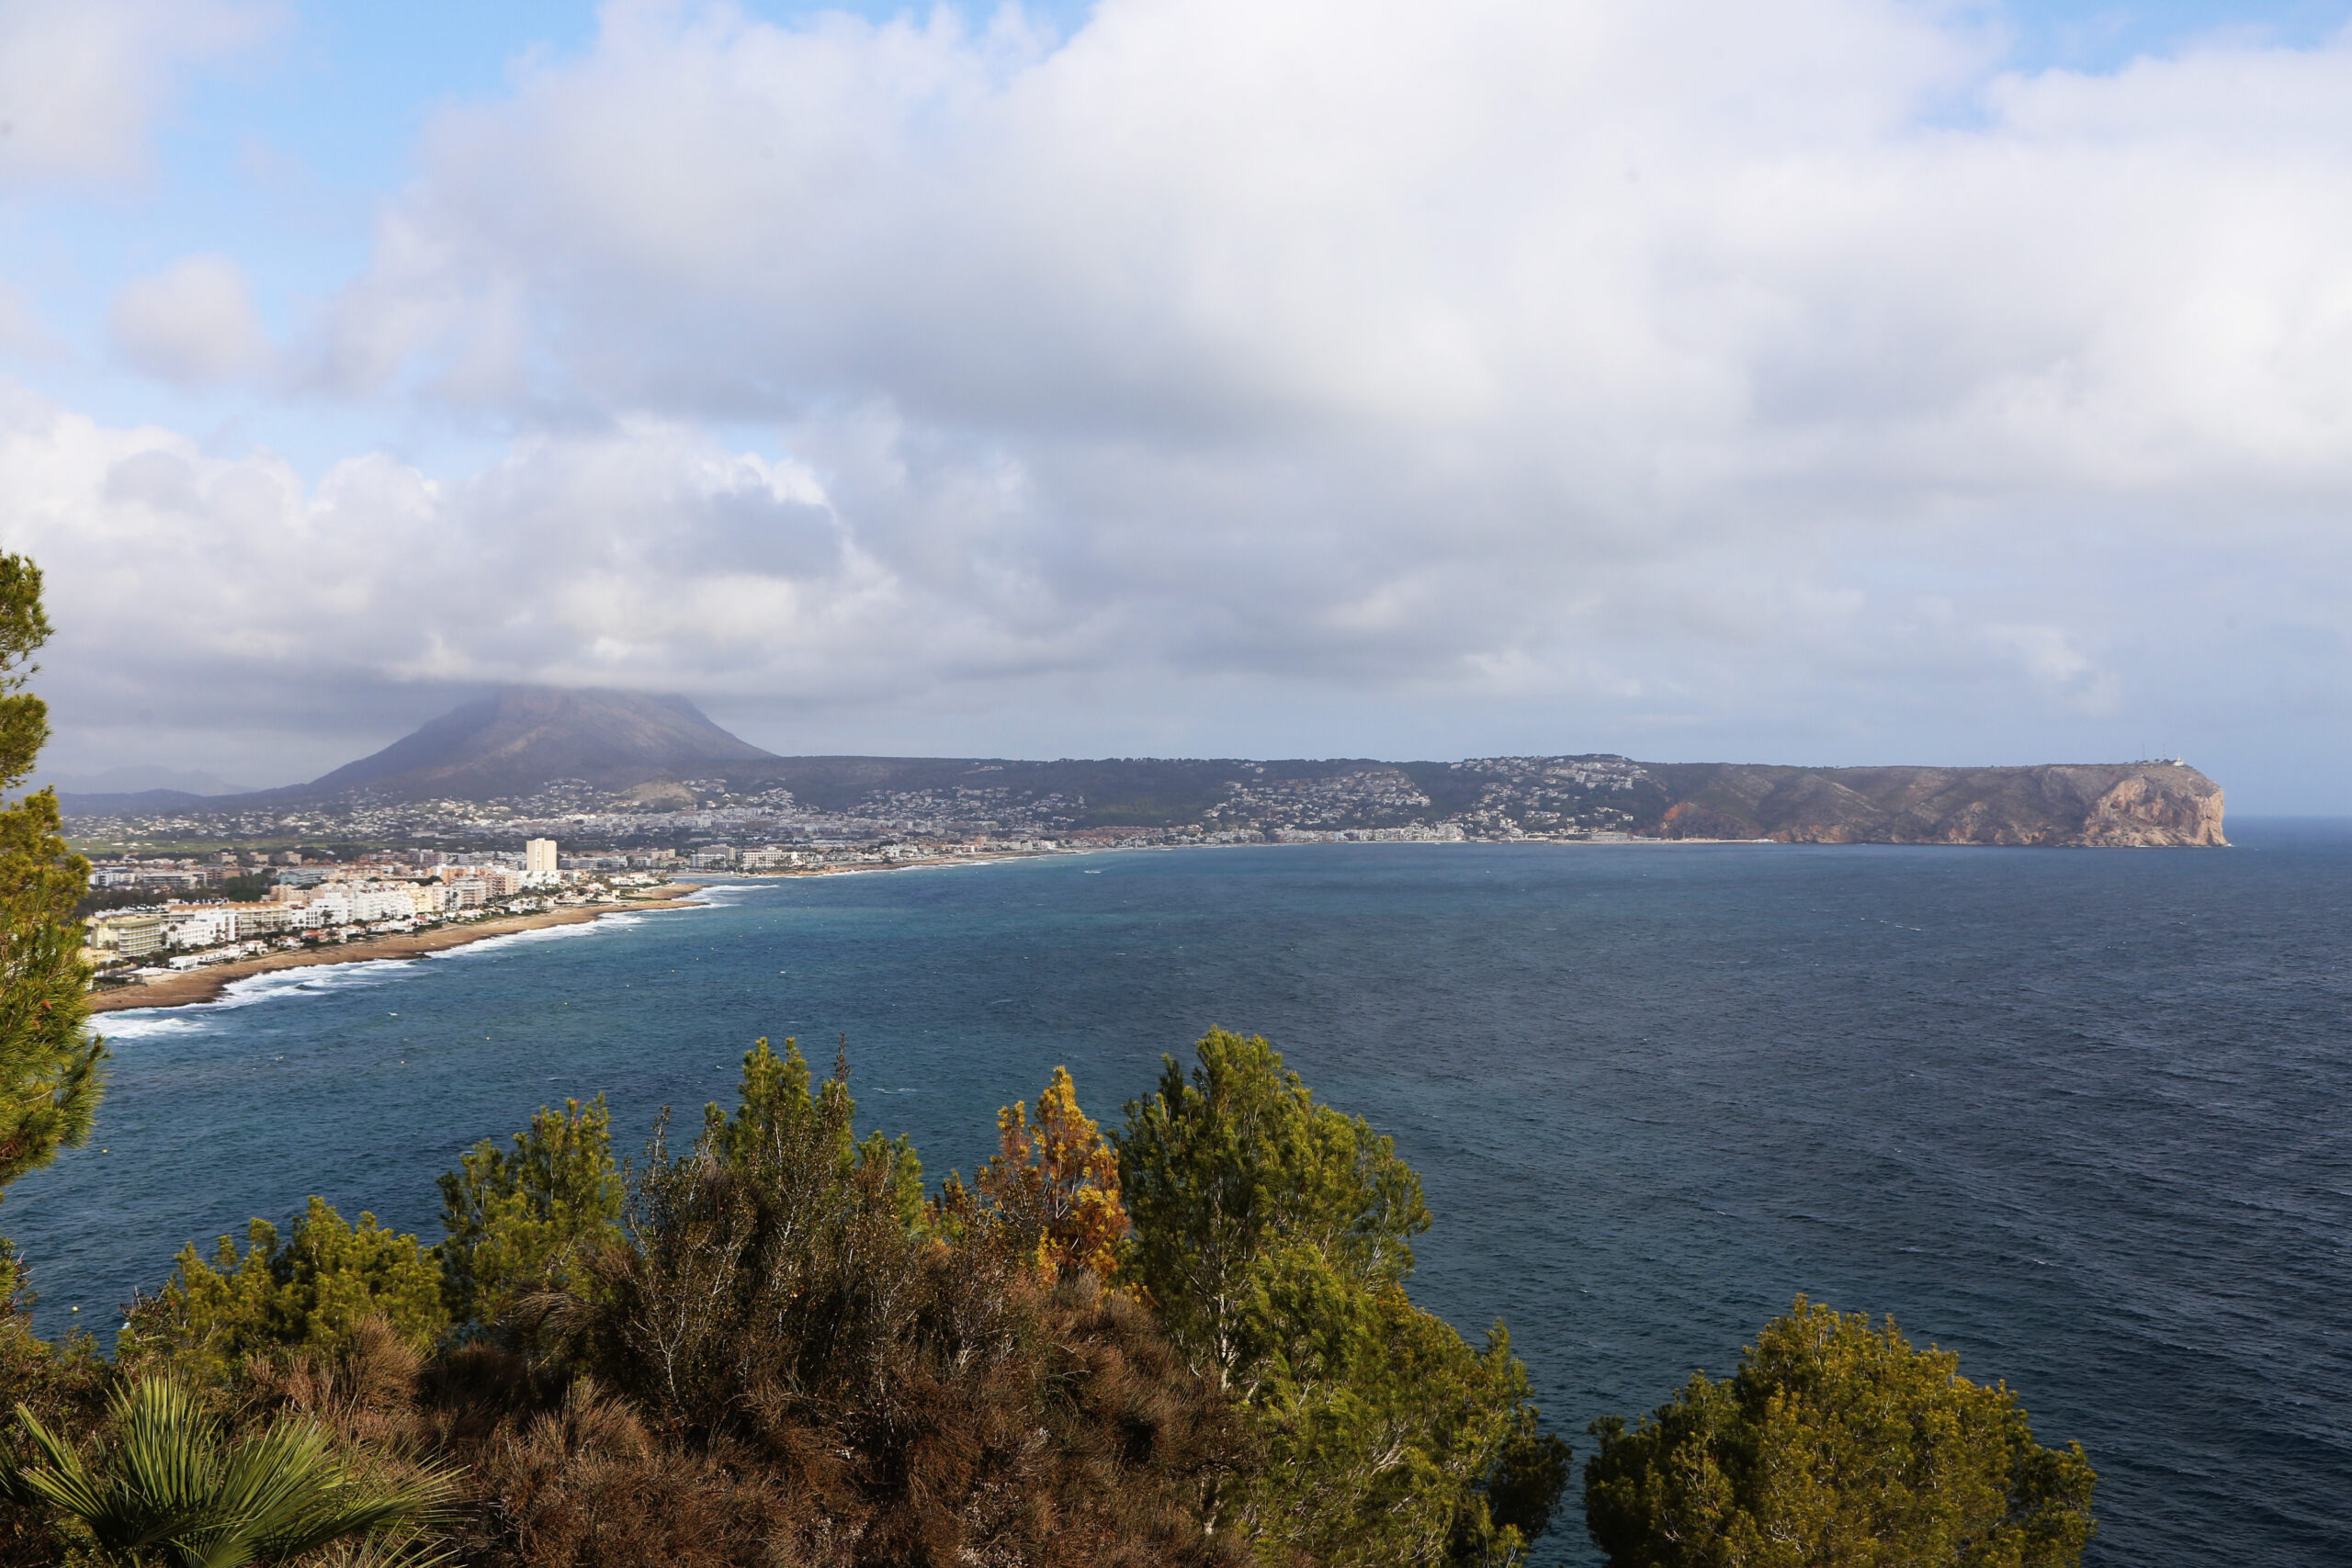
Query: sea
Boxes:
[{"xmin": 13, "ymin": 825, "xmax": 2349, "ymax": 1565}]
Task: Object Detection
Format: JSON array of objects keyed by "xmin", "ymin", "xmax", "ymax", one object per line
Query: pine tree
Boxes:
[
  {"xmin": 0, "ymin": 554, "xmax": 104, "ymax": 1301},
  {"xmin": 1116, "ymin": 1029, "xmax": 1566, "ymax": 1565},
  {"xmin": 437, "ymin": 1095, "xmax": 626, "ymax": 1330},
  {"xmin": 1586, "ymin": 1298, "xmax": 2098, "ymax": 1567}
]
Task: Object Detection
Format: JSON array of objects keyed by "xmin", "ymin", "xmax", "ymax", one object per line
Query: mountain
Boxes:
[
  {"xmin": 48, "ymin": 765, "xmax": 264, "ymax": 818},
  {"xmin": 726, "ymin": 755, "xmax": 2224, "ymax": 846},
  {"xmin": 56, "ymin": 686, "xmax": 2226, "ymax": 847},
  {"xmin": 52, "ymin": 787, "xmax": 221, "ymax": 817},
  {"xmin": 287, "ymin": 685, "xmax": 777, "ymax": 801},
  {"xmin": 46, "ymin": 765, "xmax": 260, "ymax": 796}
]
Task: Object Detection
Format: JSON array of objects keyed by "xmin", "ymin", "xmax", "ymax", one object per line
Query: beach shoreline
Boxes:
[
  {"xmin": 84, "ymin": 840, "xmax": 1700, "ymax": 1017},
  {"xmin": 85, "ymin": 886, "xmax": 705, "ymax": 1014}
]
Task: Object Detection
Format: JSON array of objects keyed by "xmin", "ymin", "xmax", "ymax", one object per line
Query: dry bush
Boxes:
[
  {"xmin": 532, "ymin": 1104, "xmax": 1248, "ymax": 1568},
  {"xmin": 0, "ymin": 1305, "xmax": 108, "ymax": 1568}
]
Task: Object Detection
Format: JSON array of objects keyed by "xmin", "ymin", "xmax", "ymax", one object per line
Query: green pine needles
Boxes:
[
  {"xmin": 1585, "ymin": 1297, "xmax": 2098, "ymax": 1567},
  {"xmin": 0, "ymin": 552, "xmax": 106, "ymax": 1302}
]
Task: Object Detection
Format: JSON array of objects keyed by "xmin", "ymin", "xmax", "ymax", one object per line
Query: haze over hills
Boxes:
[
  {"xmin": 34, "ymin": 765, "xmax": 262, "ymax": 816},
  {"xmin": 289, "ymin": 686, "xmax": 778, "ymax": 800},
  {"xmin": 58, "ymin": 685, "xmax": 2227, "ymax": 847}
]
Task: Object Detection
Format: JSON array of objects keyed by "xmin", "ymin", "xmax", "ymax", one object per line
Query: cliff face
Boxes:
[{"xmin": 1637, "ymin": 761, "xmax": 2225, "ymax": 847}]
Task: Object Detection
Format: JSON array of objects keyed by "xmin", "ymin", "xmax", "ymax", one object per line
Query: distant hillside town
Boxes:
[{"xmin": 60, "ymin": 685, "xmax": 2227, "ymax": 861}]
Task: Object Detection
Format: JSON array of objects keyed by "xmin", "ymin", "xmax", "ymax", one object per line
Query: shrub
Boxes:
[
  {"xmin": 1118, "ymin": 1029, "xmax": 1565, "ymax": 1566},
  {"xmin": 1585, "ymin": 1297, "xmax": 2098, "ymax": 1568},
  {"xmin": 438, "ymin": 1096, "xmax": 624, "ymax": 1333},
  {"xmin": 125, "ymin": 1197, "xmax": 447, "ymax": 1382},
  {"xmin": 529, "ymin": 1041, "xmax": 1244, "ymax": 1568}
]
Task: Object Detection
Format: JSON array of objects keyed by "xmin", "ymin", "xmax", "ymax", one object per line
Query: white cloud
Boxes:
[
  {"xmin": 6, "ymin": 373, "xmax": 2333, "ymax": 788},
  {"xmin": 0, "ymin": 0, "xmax": 277, "ymax": 187},
  {"xmin": 0, "ymin": 277, "xmax": 58, "ymax": 358},
  {"xmin": 0, "ymin": 384, "xmax": 1059, "ymax": 773},
  {"xmin": 300, "ymin": 6, "xmax": 2352, "ymax": 699},
  {"xmin": 19, "ymin": 0, "xmax": 2352, "ymax": 795},
  {"xmin": 107, "ymin": 254, "xmax": 269, "ymax": 385}
]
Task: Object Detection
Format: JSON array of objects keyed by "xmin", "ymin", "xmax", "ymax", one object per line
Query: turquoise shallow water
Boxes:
[{"xmin": 14, "ymin": 827, "xmax": 2351, "ymax": 1564}]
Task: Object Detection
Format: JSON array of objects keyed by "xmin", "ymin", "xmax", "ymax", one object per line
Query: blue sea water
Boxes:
[{"xmin": 13, "ymin": 827, "xmax": 2351, "ymax": 1564}]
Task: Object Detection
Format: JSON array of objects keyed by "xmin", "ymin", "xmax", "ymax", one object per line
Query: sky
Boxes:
[{"xmin": 7, "ymin": 0, "xmax": 2352, "ymax": 808}]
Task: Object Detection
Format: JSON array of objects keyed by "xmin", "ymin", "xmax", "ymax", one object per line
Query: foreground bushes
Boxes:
[
  {"xmin": 1585, "ymin": 1299, "xmax": 2098, "ymax": 1567},
  {"xmin": 20, "ymin": 1031, "xmax": 1562, "ymax": 1567},
  {"xmin": 1, "ymin": 1031, "xmax": 2098, "ymax": 1567}
]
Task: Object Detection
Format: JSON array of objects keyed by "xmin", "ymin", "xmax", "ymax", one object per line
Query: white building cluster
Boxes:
[{"xmin": 78, "ymin": 839, "xmax": 655, "ymax": 985}]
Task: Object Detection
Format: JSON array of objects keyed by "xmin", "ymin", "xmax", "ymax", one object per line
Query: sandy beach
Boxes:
[{"xmin": 85, "ymin": 886, "xmax": 705, "ymax": 1014}]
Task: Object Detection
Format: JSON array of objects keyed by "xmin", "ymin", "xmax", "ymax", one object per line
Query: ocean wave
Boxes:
[
  {"xmin": 425, "ymin": 919, "xmax": 610, "ymax": 959},
  {"xmin": 682, "ymin": 884, "xmax": 762, "ymax": 906},
  {"xmin": 89, "ymin": 1011, "xmax": 209, "ymax": 1041},
  {"xmin": 94, "ymin": 959, "xmax": 423, "ymax": 1037}
]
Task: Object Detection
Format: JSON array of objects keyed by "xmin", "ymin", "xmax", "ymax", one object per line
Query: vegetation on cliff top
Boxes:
[{"xmin": 74, "ymin": 1033, "xmax": 1563, "ymax": 1567}]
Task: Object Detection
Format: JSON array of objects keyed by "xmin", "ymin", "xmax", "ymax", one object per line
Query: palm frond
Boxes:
[{"xmin": 9, "ymin": 1376, "xmax": 454, "ymax": 1568}]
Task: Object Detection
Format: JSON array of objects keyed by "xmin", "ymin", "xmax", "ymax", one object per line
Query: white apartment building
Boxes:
[
  {"xmin": 526, "ymin": 838, "xmax": 559, "ymax": 876},
  {"xmin": 166, "ymin": 907, "xmax": 239, "ymax": 949},
  {"xmin": 85, "ymin": 912, "xmax": 167, "ymax": 962},
  {"xmin": 233, "ymin": 905, "xmax": 299, "ymax": 940}
]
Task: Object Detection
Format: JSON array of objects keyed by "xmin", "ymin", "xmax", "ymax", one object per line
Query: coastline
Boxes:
[
  {"xmin": 87, "ymin": 829, "xmax": 2121, "ymax": 1021},
  {"xmin": 85, "ymin": 885, "xmax": 705, "ymax": 1015}
]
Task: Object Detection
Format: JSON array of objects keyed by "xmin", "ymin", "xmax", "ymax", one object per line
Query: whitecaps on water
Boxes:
[
  {"xmin": 680, "ymin": 883, "xmax": 759, "ymax": 906},
  {"xmin": 89, "ymin": 1011, "xmax": 209, "ymax": 1042},
  {"xmin": 424, "ymin": 919, "xmax": 615, "ymax": 960},
  {"xmin": 95, "ymin": 959, "xmax": 422, "ymax": 1038}
]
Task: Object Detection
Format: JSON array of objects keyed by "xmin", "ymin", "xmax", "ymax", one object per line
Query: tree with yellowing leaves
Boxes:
[{"xmin": 963, "ymin": 1065, "xmax": 1130, "ymax": 1280}]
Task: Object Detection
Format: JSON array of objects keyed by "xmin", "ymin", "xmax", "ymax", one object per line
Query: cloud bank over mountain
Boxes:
[{"xmin": 6, "ymin": 0, "xmax": 2352, "ymax": 800}]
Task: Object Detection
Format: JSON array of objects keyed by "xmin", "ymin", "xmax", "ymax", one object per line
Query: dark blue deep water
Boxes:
[{"xmin": 14, "ymin": 827, "xmax": 2350, "ymax": 1564}]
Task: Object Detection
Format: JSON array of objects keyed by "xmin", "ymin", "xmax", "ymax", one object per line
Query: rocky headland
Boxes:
[{"xmin": 1638, "ymin": 761, "xmax": 2225, "ymax": 847}]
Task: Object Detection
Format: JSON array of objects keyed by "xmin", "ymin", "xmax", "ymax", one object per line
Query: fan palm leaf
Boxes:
[{"xmin": 11, "ymin": 1375, "xmax": 451, "ymax": 1567}]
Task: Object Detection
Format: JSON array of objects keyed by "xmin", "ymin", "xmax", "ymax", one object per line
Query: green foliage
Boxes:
[
  {"xmin": 1585, "ymin": 1297, "xmax": 2098, "ymax": 1568},
  {"xmin": 126, "ymin": 1199, "xmax": 447, "ymax": 1383},
  {"xmin": 220, "ymin": 876, "xmax": 270, "ymax": 905},
  {"xmin": 1117, "ymin": 1029, "xmax": 1562, "ymax": 1566},
  {"xmin": 436, "ymin": 1097, "xmax": 623, "ymax": 1332},
  {"xmin": 549, "ymin": 1037, "xmax": 1239, "ymax": 1566},
  {"xmin": 0, "ymin": 552, "xmax": 104, "ymax": 1227},
  {"xmin": 1117, "ymin": 1027, "xmax": 1430, "ymax": 1390},
  {"xmin": 74, "ymin": 1031, "xmax": 1584, "ymax": 1567},
  {"xmin": 0, "ymin": 553, "xmax": 52, "ymax": 791},
  {"xmin": 9, "ymin": 1374, "xmax": 449, "ymax": 1568},
  {"xmin": 702, "ymin": 1036, "xmax": 922, "ymax": 1226},
  {"xmin": 1244, "ymin": 1280, "xmax": 1563, "ymax": 1567}
]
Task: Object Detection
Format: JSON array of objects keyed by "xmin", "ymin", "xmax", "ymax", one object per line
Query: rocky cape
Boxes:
[
  {"xmin": 61, "ymin": 688, "xmax": 2226, "ymax": 848},
  {"xmin": 1634, "ymin": 761, "xmax": 2226, "ymax": 848}
]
